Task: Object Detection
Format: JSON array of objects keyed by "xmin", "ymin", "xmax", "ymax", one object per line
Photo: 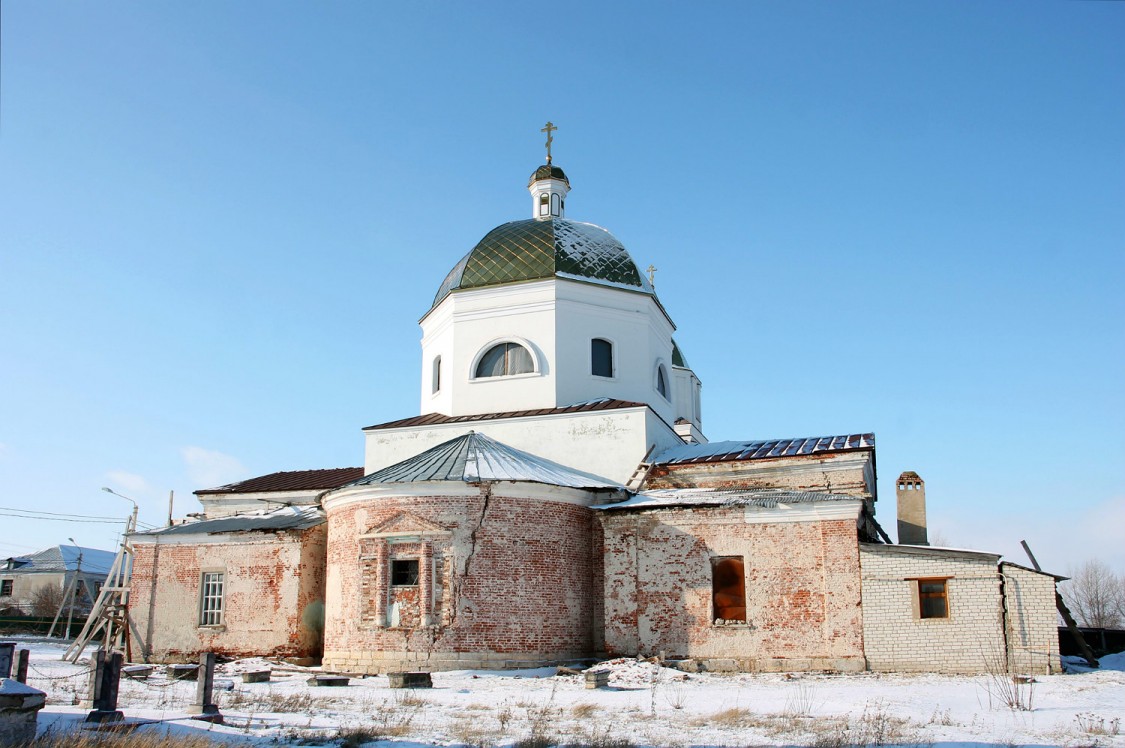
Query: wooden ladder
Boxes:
[{"xmin": 625, "ymin": 444, "xmax": 657, "ymax": 492}]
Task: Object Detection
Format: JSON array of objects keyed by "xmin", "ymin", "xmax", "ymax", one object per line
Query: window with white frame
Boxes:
[
  {"xmin": 199, "ymin": 572, "xmax": 225, "ymax": 626},
  {"xmin": 474, "ymin": 342, "xmax": 535, "ymax": 378}
]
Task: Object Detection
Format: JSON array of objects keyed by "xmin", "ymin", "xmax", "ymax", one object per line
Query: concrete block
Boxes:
[
  {"xmin": 388, "ymin": 672, "xmax": 432, "ymax": 689},
  {"xmin": 0, "ymin": 679, "xmax": 46, "ymax": 745}
]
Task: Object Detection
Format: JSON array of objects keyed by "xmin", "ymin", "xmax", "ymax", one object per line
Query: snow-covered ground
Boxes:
[{"xmin": 8, "ymin": 637, "xmax": 1124, "ymax": 747}]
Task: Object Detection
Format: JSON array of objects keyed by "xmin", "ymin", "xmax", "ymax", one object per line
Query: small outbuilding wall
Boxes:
[
  {"xmin": 322, "ymin": 482, "xmax": 601, "ymax": 673},
  {"xmin": 599, "ymin": 502, "xmax": 867, "ymax": 672},
  {"xmin": 1001, "ymin": 562, "xmax": 1061, "ymax": 673},
  {"xmin": 859, "ymin": 543, "xmax": 1007, "ymax": 673},
  {"xmin": 129, "ymin": 526, "xmax": 327, "ymax": 662}
]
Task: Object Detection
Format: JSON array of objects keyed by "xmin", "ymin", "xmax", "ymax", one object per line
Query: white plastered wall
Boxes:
[
  {"xmin": 418, "ymin": 278, "xmax": 682, "ymax": 426},
  {"xmin": 363, "ymin": 407, "xmax": 683, "ymax": 485}
]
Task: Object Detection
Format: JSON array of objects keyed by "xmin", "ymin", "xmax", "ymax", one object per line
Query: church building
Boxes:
[{"xmin": 128, "ymin": 129, "xmax": 1060, "ymax": 675}]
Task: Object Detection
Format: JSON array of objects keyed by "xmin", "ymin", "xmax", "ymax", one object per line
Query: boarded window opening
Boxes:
[
  {"xmin": 391, "ymin": 559, "xmax": 420, "ymax": 586},
  {"xmin": 712, "ymin": 556, "xmax": 746, "ymax": 622},
  {"xmin": 918, "ymin": 578, "xmax": 949, "ymax": 619},
  {"xmin": 0, "ymin": 579, "xmax": 12, "ymax": 597}
]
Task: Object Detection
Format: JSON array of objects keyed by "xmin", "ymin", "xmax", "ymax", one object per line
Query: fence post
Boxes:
[
  {"xmin": 15, "ymin": 650, "xmax": 29, "ymax": 684},
  {"xmin": 188, "ymin": 652, "xmax": 222, "ymax": 723},
  {"xmin": 0, "ymin": 642, "xmax": 14, "ymax": 678},
  {"xmin": 84, "ymin": 649, "xmax": 124, "ymax": 723}
]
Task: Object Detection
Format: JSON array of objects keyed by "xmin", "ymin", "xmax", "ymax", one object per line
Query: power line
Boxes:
[
  {"xmin": 0, "ymin": 506, "xmax": 126, "ymax": 521},
  {"xmin": 0, "ymin": 511, "xmax": 125, "ymax": 525}
]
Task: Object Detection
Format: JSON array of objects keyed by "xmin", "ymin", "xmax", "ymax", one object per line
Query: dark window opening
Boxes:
[
  {"xmin": 656, "ymin": 365, "xmax": 669, "ymax": 399},
  {"xmin": 712, "ymin": 556, "xmax": 746, "ymax": 622},
  {"xmin": 591, "ymin": 338, "xmax": 613, "ymax": 377},
  {"xmin": 0, "ymin": 579, "xmax": 12, "ymax": 597},
  {"xmin": 918, "ymin": 578, "xmax": 949, "ymax": 619},
  {"xmin": 475, "ymin": 342, "xmax": 534, "ymax": 378},
  {"xmin": 432, "ymin": 355, "xmax": 442, "ymax": 394},
  {"xmin": 391, "ymin": 559, "xmax": 420, "ymax": 586}
]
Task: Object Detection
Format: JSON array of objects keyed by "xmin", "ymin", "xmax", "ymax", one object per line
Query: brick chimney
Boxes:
[{"xmin": 896, "ymin": 471, "xmax": 928, "ymax": 545}]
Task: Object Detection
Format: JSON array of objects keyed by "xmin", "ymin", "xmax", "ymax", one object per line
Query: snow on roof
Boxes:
[
  {"xmin": 861, "ymin": 542, "xmax": 1001, "ymax": 561},
  {"xmin": 654, "ymin": 434, "xmax": 875, "ymax": 465},
  {"xmin": 596, "ymin": 488, "xmax": 864, "ymax": 511},
  {"xmin": 3, "ymin": 545, "xmax": 116, "ymax": 575},
  {"xmin": 135, "ymin": 505, "xmax": 325, "ymax": 538},
  {"xmin": 346, "ymin": 431, "xmax": 622, "ymax": 491}
]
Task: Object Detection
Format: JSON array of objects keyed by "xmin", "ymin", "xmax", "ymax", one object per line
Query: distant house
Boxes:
[{"xmin": 0, "ymin": 545, "xmax": 117, "ymax": 616}]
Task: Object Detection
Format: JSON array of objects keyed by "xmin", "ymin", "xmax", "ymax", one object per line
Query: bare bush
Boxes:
[
  {"xmin": 1061, "ymin": 559, "xmax": 1125, "ymax": 629},
  {"xmin": 29, "ymin": 584, "xmax": 66, "ymax": 617}
]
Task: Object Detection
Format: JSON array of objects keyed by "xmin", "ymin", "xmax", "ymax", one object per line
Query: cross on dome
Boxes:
[
  {"xmin": 541, "ymin": 121, "xmax": 557, "ymax": 164},
  {"xmin": 529, "ymin": 122, "xmax": 569, "ymax": 219}
]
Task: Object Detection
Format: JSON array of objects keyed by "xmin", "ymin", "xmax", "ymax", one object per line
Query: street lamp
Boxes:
[{"xmin": 101, "ymin": 487, "xmax": 139, "ymax": 534}]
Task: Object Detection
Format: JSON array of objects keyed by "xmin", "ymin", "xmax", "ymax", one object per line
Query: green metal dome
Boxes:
[{"xmin": 432, "ymin": 218, "xmax": 654, "ymax": 308}]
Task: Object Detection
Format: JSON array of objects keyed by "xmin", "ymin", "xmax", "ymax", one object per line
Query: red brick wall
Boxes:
[
  {"xmin": 323, "ymin": 486, "xmax": 599, "ymax": 672},
  {"xmin": 130, "ymin": 527, "xmax": 327, "ymax": 662},
  {"xmin": 600, "ymin": 508, "xmax": 865, "ymax": 671}
]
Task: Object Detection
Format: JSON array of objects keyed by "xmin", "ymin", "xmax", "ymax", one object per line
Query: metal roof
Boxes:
[
  {"xmin": 596, "ymin": 488, "xmax": 865, "ymax": 511},
  {"xmin": 2, "ymin": 545, "xmax": 116, "ymax": 575},
  {"xmin": 363, "ymin": 398, "xmax": 647, "ymax": 431},
  {"xmin": 528, "ymin": 163, "xmax": 570, "ymax": 187},
  {"xmin": 654, "ymin": 434, "xmax": 875, "ymax": 466},
  {"xmin": 346, "ymin": 431, "xmax": 621, "ymax": 490},
  {"xmin": 432, "ymin": 218, "xmax": 653, "ymax": 309},
  {"xmin": 137, "ymin": 506, "xmax": 325, "ymax": 537},
  {"xmin": 195, "ymin": 467, "xmax": 364, "ymax": 495}
]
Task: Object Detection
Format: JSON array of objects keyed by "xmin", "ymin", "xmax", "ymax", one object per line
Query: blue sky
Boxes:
[{"xmin": 1, "ymin": 2, "xmax": 1122, "ymax": 572}]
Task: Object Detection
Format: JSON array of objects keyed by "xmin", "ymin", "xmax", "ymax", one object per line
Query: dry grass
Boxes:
[
  {"xmin": 22, "ymin": 732, "xmax": 230, "ymax": 748},
  {"xmin": 450, "ymin": 715, "xmax": 504, "ymax": 748},
  {"xmin": 1076, "ymin": 713, "xmax": 1122, "ymax": 737},
  {"xmin": 225, "ymin": 689, "xmax": 318, "ymax": 713},
  {"xmin": 571, "ymin": 702, "xmax": 599, "ymax": 719},
  {"xmin": 692, "ymin": 706, "xmax": 753, "ymax": 727}
]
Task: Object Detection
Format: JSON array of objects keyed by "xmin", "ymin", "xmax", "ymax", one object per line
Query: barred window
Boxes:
[
  {"xmin": 391, "ymin": 559, "xmax": 419, "ymax": 586},
  {"xmin": 199, "ymin": 572, "xmax": 225, "ymax": 626}
]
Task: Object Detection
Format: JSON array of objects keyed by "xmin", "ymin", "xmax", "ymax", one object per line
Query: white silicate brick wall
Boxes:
[
  {"xmin": 859, "ymin": 545, "xmax": 1006, "ymax": 674},
  {"xmin": 1001, "ymin": 563, "xmax": 1061, "ymax": 674}
]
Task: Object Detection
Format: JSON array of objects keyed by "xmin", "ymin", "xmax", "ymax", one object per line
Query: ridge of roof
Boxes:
[
  {"xmin": 195, "ymin": 467, "xmax": 364, "ymax": 496},
  {"xmin": 362, "ymin": 398, "xmax": 648, "ymax": 431},
  {"xmin": 653, "ymin": 433, "xmax": 875, "ymax": 466},
  {"xmin": 345, "ymin": 431, "xmax": 621, "ymax": 490}
]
